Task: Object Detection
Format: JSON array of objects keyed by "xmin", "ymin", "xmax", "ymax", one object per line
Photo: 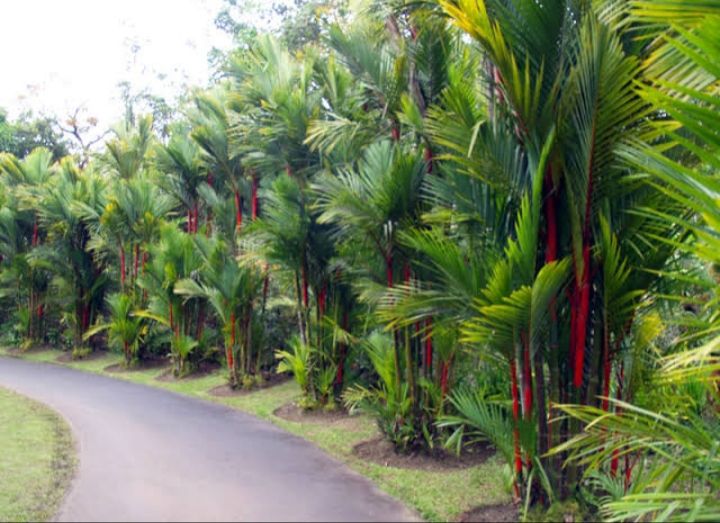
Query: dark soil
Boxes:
[
  {"xmin": 104, "ymin": 358, "xmax": 170, "ymax": 374},
  {"xmin": 273, "ymin": 402, "xmax": 351, "ymax": 424},
  {"xmin": 208, "ymin": 372, "xmax": 291, "ymax": 397},
  {"xmin": 352, "ymin": 437, "xmax": 495, "ymax": 472},
  {"xmin": 155, "ymin": 360, "xmax": 222, "ymax": 382},
  {"xmin": 58, "ymin": 351, "xmax": 108, "ymax": 363},
  {"xmin": 6, "ymin": 345, "xmax": 57, "ymax": 357},
  {"xmin": 458, "ymin": 504, "xmax": 519, "ymax": 522}
]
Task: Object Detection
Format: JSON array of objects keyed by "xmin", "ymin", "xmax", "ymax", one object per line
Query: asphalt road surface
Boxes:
[{"xmin": 0, "ymin": 357, "xmax": 419, "ymax": 522}]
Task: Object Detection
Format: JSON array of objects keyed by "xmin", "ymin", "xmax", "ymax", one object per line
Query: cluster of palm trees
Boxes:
[{"xmin": 0, "ymin": 0, "xmax": 717, "ymax": 519}]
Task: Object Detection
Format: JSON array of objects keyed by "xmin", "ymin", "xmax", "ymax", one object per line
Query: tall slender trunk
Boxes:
[
  {"xmin": 521, "ymin": 331, "xmax": 533, "ymax": 419},
  {"xmin": 119, "ymin": 246, "xmax": 126, "ymax": 288},
  {"xmin": 385, "ymin": 249, "xmax": 402, "ymax": 399},
  {"xmin": 261, "ymin": 268, "xmax": 270, "ymax": 315},
  {"xmin": 193, "ymin": 203, "xmax": 199, "ymax": 235},
  {"xmin": 610, "ymin": 363, "xmax": 624, "ymax": 476},
  {"xmin": 386, "ymin": 253, "xmax": 394, "ymax": 288},
  {"xmin": 32, "ymin": 216, "xmax": 39, "ymax": 247},
  {"xmin": 133, "ymin": 244, "xmax": 140, "ymax": 281},
  {"xmin": 440, "ymin": 360, "xmax": 451, "ymax": 399},
  {"xmin": 601, "ymin": 317, "xmax": 611, "ymax": 411},
  {"xmin": 574, "ymin": 244, "xmax": 591, "ymax": 388},
  {"xmin": 335, "ymin": 309, "xmax": 349, "ymax": 389},
  {"xmin": 510, "ymin": 358, "xmax": 523, "ymax": 497},
  {"xmin": 234, "ymin": 190, "xmax": 243, "ymax": 231},
  {"xmin": 295, "ymin": 270, "xmax": 307, "ymax": 346},
  {"xmin": 301, "ymin": 262, "xmax": 309, "ymax": 309},
  {"xmin": 425, "ymin": 317, "xmax": 433, "ymax": 379},
  {"xmin": 227, "ymin": 311, "xmax": 237, "ymax": 384},
  {"xmin": 251, "ymin": 173, "xmax": 259, "ymax": 220},
  {"xmin": 576, "ymin": 130, "xmax": 596, "ymax": 389},
  {"xmin": 534, "ymin": 345, "xmax": 549, "ymax": 463},
  {"xmin": 424, "ymin": 145, "xmax": 433, "ymax": 174}
]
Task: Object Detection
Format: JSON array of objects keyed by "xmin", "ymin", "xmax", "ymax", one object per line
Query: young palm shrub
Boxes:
[
  {"xmin": 316, "ymin": 140, "xmax": 430, "ymax": 446},
  {"xmin": 175, "ymin": 236, "xmax": 265, "ymax": 389},
  {"xmin": 344, "ymin": 331, "xmax": 417, "ymax": 449},
  {"xmin": 154, "ymin": 131, "xmax": 207, "ymax": 235},
  {"xmin": 84, "ymin": 293, "xmax": 143, "ymax": 366},
  {"xmin": 136, "ymin": 224, "xmax": 204, "ymax": 376}
]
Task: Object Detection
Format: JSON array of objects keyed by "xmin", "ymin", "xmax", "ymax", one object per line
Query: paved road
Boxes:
[{"xmin": 0, "ymin": 357, "xmax": 418, "ymax": 522}]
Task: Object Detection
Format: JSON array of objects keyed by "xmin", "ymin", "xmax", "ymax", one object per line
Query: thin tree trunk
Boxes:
[
  {"xmin": 251, "ymin": 173, "xmax": 259, "ymax": 220},
  {"xmin": 228, "ymin": 311, "xmax": 237, "ymax": 386},
  {"xmin": 119, "ymin": 246, "xmax": 126, "ymax": 289},
  {"xmin": 510, "ymin": 358, "xmax": 523, "ymax": 498},
  {"xmin": 234, "ymin": 190, "xmax": 243, "ymax": 231}
]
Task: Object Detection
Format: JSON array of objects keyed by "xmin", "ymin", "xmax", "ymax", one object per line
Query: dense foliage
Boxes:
[{"xmin": 0, "ymin": 1, "xmax": 717, "ymax": 520}]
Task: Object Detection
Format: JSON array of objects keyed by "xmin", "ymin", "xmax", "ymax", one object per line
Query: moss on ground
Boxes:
[{"xmin": 2, "ymin": 347, "xmax": 510, "ymax": 521}]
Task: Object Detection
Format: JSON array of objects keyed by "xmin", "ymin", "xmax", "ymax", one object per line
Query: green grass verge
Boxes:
[
  {"xmin": 2, "ymin": 347, "xmax": 510, "ymax": 521},
  {"xmin": 0, "ymin": 386, "xmax": 75, "ymax": 522}
]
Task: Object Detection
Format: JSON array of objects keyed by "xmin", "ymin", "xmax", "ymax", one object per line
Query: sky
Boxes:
[{"xmin": 0, "ymin": 0, "xmax": 235, "ymax": 128}]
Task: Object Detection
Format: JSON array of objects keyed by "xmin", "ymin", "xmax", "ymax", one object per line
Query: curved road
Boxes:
[{"xmin": 0, "ymin": 357, "xmax": 418, "ymax": 522}]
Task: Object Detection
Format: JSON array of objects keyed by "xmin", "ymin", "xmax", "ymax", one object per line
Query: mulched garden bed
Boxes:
[
  {"xmin": 208, "ymin": 372, "xmax": 291, "ymax": 397},
  {"xmin": 55, "ymin": 350, "xmax": 108, "ymax": 363},
  {"xmin": 154, "ymin": 360, "xmax": 222, "ymax": 382},
  {"xmin": 104, "ymin": 357, "xmax": 171, "ymax": 374},
  {"xmin": 273, "ymin": 402, "xmax": 351, "ymax": 424},
  {"xmin": 352, "ymin": 437, "xmax": 495, "ymax": 472},
  {"xmin": 458, "ymin": 503, "xmax": 519, "ymax": 522}
]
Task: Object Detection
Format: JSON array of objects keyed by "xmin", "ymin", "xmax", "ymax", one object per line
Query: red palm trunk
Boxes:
[
  {"xmin": 440, "ymin": 361, "xmax": 450, "ymax": 398},
  {"xmin": 251, "ymin": 174, "xmax": 259, "ymax": 220},
  {"xmin": 391, "ymin": 125, "xmax": 400, "ymax": 141},
  {"xmin": 32, "ymin": 218, "xmax": 39, "ymax": 246},
  {"xmin": 228, "ymin": 311, "xmax": 236, "ymax": 369},
  {"xmin": 134, "ymin": 244, "xmax": 140, "ymax": 279},
  {"xmin": 574, "ymin": 244, "xmax": 591, "ymax": 388},
  {"xmin": 424, "ymin": 146, "xmax": 433, "ymax": 174},
  {"xmin": 193, "ymin": 203, "xmax": 199, "ymax": 234},
  {"xmin": 119, "ymin": 246, "xmax": 126, "ymax": 287},
  {"xmin": 510, "ymin": 358, "xmax": 523, "ymax": 492},
  {"xmin": 234, "ymin": 190, "xmax": 243, "ymax": 230}
]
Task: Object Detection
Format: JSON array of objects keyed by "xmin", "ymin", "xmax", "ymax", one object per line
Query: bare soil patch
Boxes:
[
  {"xmin": 155, "ymin": 360, "xmax": 221, "ymax": 382},
  {"xmin": 273, "ymin": 402, "xmax": 350, "ymax": 424},
  {"xmin": 56, "ymin": 350, "xmax": 108, "ymax": 363},
  {"xmin": 104, "ymin": 358, "xmax": 170, "ymax": 374},
  {"xmin": 6, "ymin": 345, "xmax": 55, "ymax": 357},
  {"xmin": 458, "ymin": 503, "xmax": 519, "ymax": 522},
  {"xmin": 352, "ymin": 437, "xmax": 495, "ymax": 472},
  {"xmin": 208, "ymin": 372, "xmax": 291, "ymax": 397}
]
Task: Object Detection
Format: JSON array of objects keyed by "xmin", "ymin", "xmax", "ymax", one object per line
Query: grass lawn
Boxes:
[
  {"xmin": 2, "ymin": 347, "xmax": 510, "ymax": 521},
  {"xmin": 0, "ymin": 386, "xmax": 74, "ymax": 523}
]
